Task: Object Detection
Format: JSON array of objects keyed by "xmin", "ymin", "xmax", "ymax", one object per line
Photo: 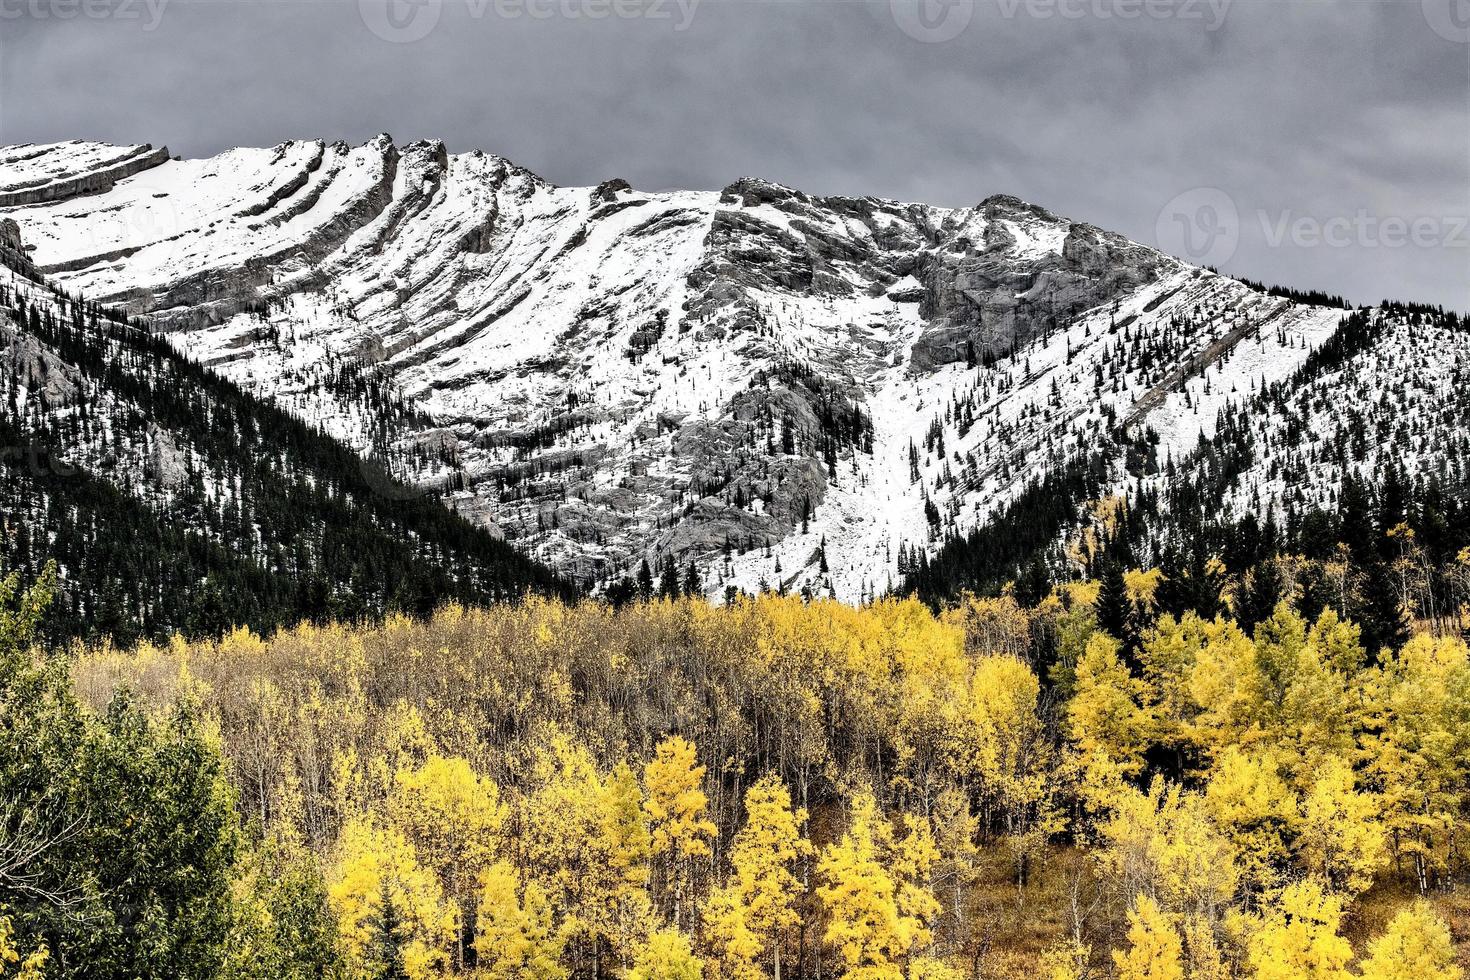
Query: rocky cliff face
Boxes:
[{"xmin": 3, "ymin": 136, "xmax": 1448, "ymax": 600}]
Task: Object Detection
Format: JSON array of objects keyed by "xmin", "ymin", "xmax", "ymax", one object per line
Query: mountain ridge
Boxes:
[{"xmin": 1, "ymin": 136, "xmax": 1461, "ymax": 604}]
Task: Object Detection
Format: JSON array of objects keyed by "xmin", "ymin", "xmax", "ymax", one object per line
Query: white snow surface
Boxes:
[{"xmin": 3, "ymin": 136, "xmax": 1434, "ymax": 600}]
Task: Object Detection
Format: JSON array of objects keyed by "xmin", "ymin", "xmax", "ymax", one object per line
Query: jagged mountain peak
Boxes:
[{"xmin": 5, "ymin": 135, "xmax": 1456, "ymax": 603}]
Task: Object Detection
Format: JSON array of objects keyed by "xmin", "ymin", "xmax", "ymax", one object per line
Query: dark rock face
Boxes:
[
  {"xmin": 908, "ymin": 200, "xmax": 1167, "ymax": 371},
  {"xmin": 0, "ymin": 218, "xmax": 21, "ymax": 253}
]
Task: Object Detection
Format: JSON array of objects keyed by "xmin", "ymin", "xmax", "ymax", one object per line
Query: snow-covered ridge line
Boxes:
[
  {"xmin": 0, "ymin": 142, "xmax": 171, "ymax": 208},
  {"xmin": 2, "ymin": 136, "xmax": 1442, "ymax": 600}
]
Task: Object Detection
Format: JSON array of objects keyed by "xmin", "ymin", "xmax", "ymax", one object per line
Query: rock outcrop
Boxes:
[{"xmin": 2, "ymin": 138, "xmax": 1372, "ymax": 600}]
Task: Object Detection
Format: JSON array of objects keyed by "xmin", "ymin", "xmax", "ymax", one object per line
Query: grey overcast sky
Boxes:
[{"xmin": 1, "ymin": 0, "xmax": 1467, "ymax": 308}]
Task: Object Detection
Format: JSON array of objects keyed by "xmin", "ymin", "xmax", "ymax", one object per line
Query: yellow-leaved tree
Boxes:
[
  {"xmin": 1111, "ymin": 895, "xmax": 1184, "ymax": 980},
  {"xmin": 1245, "ymin": 879, "xmax": 1351, "ymax": 980},
  {"xmin": 627, "ymin": 927, "xmax": 704, "ymax": 980},
  {"xmin": 476, "ymin": 860, "xmax": 566, "ymax": 980},
  {"xmin": 643, "ymin": 736, "xmax": 717, "ymax": 929},
  {"xmin": 958, "ymin": 654, "xmax": 1058, "ymax": 884},
  {"xmin": 328, "ymin": 815, "xmax": 457, "ymax": 980},
  {"xmin": 703, "ymin": 773, "xmax": 811, "ymax": 980},
  {"xmin": 0, "ymin": 914, "xmax": 46, "ymax": 980},
  {"xmin": 1358, "ymin": 902, "xmax": 1463, "ymax": 980},
  {"xmin": 816, "ymin": 790, "xmax": 941, "ymax": 980},
  {"xmin": 519, "ymin": 733, "xmax": 653, "ymax": 976},
  {"xmin": 930, "ymin": 786, "xmax": 979, "ymax": 934},
  {"xmin": 1068, "ymin": 634, "xmax": 1154, "ymax": 816},
  {"xmin": 1360, "ymin": 633, "xmax": 1470, "ymax": 894},
  {"xmin": 386, "ymin": 753, "xmax": 507, "ymax": 968},
  {"xmin": 1203, "ymin": 745, "xmax": 1297, "ymax": 893},
  {"xmin": 1294, "ymin": 755, "xmax": 1385, "ymax": 895},
  {"xmin": 1100, "ymin": 779, "xmax": 1239, "ymax": 924}
]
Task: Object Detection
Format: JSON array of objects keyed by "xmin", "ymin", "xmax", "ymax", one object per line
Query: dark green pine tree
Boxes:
[
  {"xmin": 1234, "ymin": 560, "xmax": 1284, "ymax": 634},
  {"xmin": 367, "ymin": 884, "xmax": 411, "ymax": 980},
  {"xmin": 1013, "ymin": 556, "xmax": 1052, "ymax": 608},
  {"xmin": 682, "ymin": 563, "xmax": 701, "ymax": 598},
  {"xmin": 1154, "ymin": 543, "xmax": 1224, "ymax": 620},
  {"xmin": 659, "ymin": 557, "xmax": 681, "ymax": 599},
  {"xmin": 1096, "ymin": 560, "xmax": 1137, "ymax": 655},
  {"xmin": 636, "ymin": 559, "xmax": 655, "ymax": 600},
  {"xmin": 1355, "ymin": 559, "xmax": 1410, "ymax": 662}
]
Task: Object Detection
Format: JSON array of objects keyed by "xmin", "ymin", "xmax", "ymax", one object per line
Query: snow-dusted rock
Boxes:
[{"xmin": 3, "ymin": 136, "xmax": 1449, "ymax": 600}]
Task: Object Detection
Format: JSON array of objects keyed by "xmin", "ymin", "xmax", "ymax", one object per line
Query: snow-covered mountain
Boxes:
[
  {"xmin": 0, "ymin": 209, "xmax": 565, "ymax": 644},
  {"xmin": 2, "ymin": 136, "xmax": 1462, "ymax": 601}
]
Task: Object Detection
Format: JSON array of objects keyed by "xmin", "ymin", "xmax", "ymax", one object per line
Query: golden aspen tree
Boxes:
[
  {"xmin": 1181, "ymin": 916, "xmax": 1230, "ymax": 980},
  {"xmin": 1305, "ymin": 609, "xmax": 1365, "ymax": 677},
  {"xmin": 1361, "ymin": 634, "xmax": 1470, "ymax": 893},
  {"xmin": 643, "ymin": 736, "xmax": 717, "ymax": 929},
  {"xmin": 1358, "ymin": 902, "xmax": 1462, "ymax": 980},
  {"xmin": 598, "ymin": 761, "xmax": 655, "ymax": 968},
  {"xmin": 0, "ymin": 915, "xmax": 47, "ymax": 980},
  {"xmin": 476, "ymin": 861, "xmax": 566, "ymax": 980},
  {"xmin": 1246, "ymin": 605, "xmax": 1311, "ymax": 743},
  {"xmin": 328, "ymin": 816, "xmax": 457, "ymax": 980},
  {"xmin": 519, "ymin": 733, "xmax": 650, "ymax": 976},
  {"xmin": 387, "ymin": 753, "xmax": 507, "ymax": 968},
  {"xmin": 1244, "ymin": 880, "xmax": 1351, "ymax": 980},
  {"xmin": 1186, "ymin": 619, "xmax": 1260, "ymax": 758},
  {"xmin": 959, "ymin": 654, "xmax": 1053, "ymax": 847},
  {"xmin": 1069, "ymin": 634, "xmax": 1153, "ymax": 813},
  {"xmin": 1111, "ymin": 895, "xmax": 1184, "ymax": 980},
  {"xmin": 1101, "ymin": 779, "xmax": 1238, "ymax": 923},
  {"xmin": 945, "ymin": 594, "xmax": 1033, "ymax": 660},
  {"xmin": 1138, "ymin": 614, "xmax": 1208, "ymax": 754},
  {"xmin": 1037, "ymin": 939, "xmax": 1091, "ymax": 980},
  {"xmin": 817, "ymin": 790, "xmax": 938, "ymax": 980},
  {"xmin": 907, "ymin": 956, "xmax": 964, "ymax": 980},
  {"xmin": 930, "ymin": 786, "xmax": 978, "ymax": 932},
  {"xmin": 627, "ymin": 927, "xmax": 704, "ymax": 980},
  {"xmin": 888, "ymin": 812, "xmax": 942, "ymax": 953},
  {"xmin": 1294, "ymin": 756, "xmax": 1385, "ymax": 895},
  {"xmin": 1275, "ymin": 619, "xmax": 1356, "ymax": 781},
  {"xmin": 1203, "ymin": 746, "xmax": 1297, "ymax": 892},
  {"xmin": 703, "ymin": 773, "xmax": 811, "ymax": 980}
]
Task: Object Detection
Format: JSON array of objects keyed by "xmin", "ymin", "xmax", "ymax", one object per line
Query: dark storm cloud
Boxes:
[{"xmin": 1, "ymin": 0, "xmax": 1466, "ymax": 308}]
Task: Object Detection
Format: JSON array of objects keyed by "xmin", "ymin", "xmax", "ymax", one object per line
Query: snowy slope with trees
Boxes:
[{"xmin": 2, "ymin": 137, "xmax": 1463, "ymax": 601}]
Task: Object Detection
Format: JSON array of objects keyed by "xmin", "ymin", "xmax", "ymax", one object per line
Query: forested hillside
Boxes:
[
  {"xmin": 4, "ymin": 510, "xmax": 1466, "ymax": 979},
  {"xmin": 907, "ymin": 303, "xmax": 1470, "ymax": 619},
  {"xmin": 0, "ymin": 231, "xmax": 568, "ymax": 646}
]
